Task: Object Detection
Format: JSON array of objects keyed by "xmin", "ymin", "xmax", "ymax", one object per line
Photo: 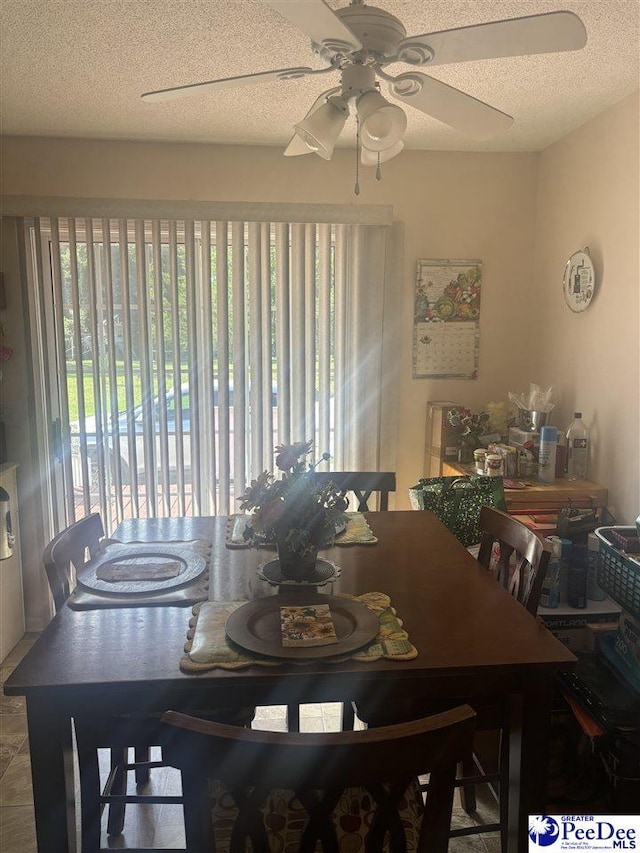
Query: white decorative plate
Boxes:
[{"xmin": 563, "ymin": 249, "xmax": 595, "ymax": 312}]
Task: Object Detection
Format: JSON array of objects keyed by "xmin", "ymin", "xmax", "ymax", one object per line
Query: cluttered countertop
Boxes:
[
  {"xmin": 426, "ymin": 383, "xmax": 610, "ymax": 536},
  {"xmin": 423, "ymin": 385, "xmax": 639, "ymax": 808}
]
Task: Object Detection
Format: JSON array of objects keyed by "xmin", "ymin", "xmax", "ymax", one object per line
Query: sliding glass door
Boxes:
[{"xmin": 23, "ymin": 212, "xmax": 391, "ymax": 532}]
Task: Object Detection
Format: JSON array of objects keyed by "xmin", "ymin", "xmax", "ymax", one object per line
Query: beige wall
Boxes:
[
  {"xmin": 531, "ymin": 92, "xmax": 639, "ymax": 522},
  {"xmin": 1, "ymin": 91, "xmax": 638, "ymax": 626},
  {"xmin": 2, "ymin": 136, "xmax": 540, "ymax": 500}
]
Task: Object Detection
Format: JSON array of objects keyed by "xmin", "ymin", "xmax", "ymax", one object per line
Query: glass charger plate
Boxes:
[
  {"xmin": 257, "ymin": 557, "xmax": 341, "ymax": 587},
  {"xmin": 77, "ymin": 544, "xmax": 206, "ymax": 595},
  {"xmin": 224, "ymin": 593, "xmax": 379, "ymax": 660}
]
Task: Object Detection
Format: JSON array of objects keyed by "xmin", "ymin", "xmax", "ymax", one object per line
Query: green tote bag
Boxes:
[{"xmin": 409, "ymin": 475, "xmax": 508, "ymax": 547}]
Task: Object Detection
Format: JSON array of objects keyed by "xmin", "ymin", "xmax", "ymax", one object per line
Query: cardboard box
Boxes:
[
  {"xmin": 619, "ymin": 611, "xmax": 640, "ymax": 664},
  {"xmin": 426, "ymin": 402, "xmax": 459, "ymax": 452},
  {"xmin": 548, "ymin": 627, "xmax": 590, "ymax": 652},
  {"xmin": 508, "ymin": 427, "xmax": 541, "ymax": 449},
  {"xmin": 424, "ymin": 402, "xmax": 460, "ymax": 475},
  {"xmin": 585, "ymin": 621, "xmax": 620, "ymax": 651}
]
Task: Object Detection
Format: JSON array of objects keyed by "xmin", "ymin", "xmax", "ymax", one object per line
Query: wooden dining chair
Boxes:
[
  {"xmin": 43, "ymin": 512, "xmax": 105, "ymax": 611},
  {"xmin": 43, "ymin": 513, "xmax": 254, "ymax": 851},
  {"xmin": 354, "ymin": 507, "xmax": 552, "ymax": 852},
  {"xmin": 286, "ymin": 471, "xmax": 396, "ymax": 735},
  {"xmin": 43, "ymin": 514, "xmax": 152, "ymax": 843},
  {"xmin": 476, "ymin": 505, "xmax": 551, "ymax": 616},
  {"xmin": 314, "ymin": 471, "xmax": 396, "ymax": 511},
  {"xmin": 451, "ymin": 505, "xmax": 552, "ymax": 844},
  {"xmin": 160, "ymin": 704, "xmax": 476, "ymax": 853}
]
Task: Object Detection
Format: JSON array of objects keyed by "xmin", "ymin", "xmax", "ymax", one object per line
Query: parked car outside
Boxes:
[{"xmin": 70, "ymin": 381, "xmax": 279, "ymax": 489}]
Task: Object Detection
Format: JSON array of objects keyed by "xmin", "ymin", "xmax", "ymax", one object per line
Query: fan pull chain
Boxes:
[
  {"xmin": 354, "ymin": 115, "xmax": 361, "ymax": 196},
  {"xmin": 376, "ymin": 152, "xmax": 382, "ymax": 181}
]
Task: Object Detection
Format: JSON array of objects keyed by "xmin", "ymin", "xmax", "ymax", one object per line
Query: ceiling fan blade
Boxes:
[
  {"xmin": 398, "ymin": 11, "xmax": 587, "ymax": 67},
  {"xmin": 390, "ymin": 73, "xmax": 513, "ymax": 140},
  {"xmin": 141, "ymin": 66, "xmax": 314, "ymax": 102},
  {"xmin": 262, "ymin": 0, "xmax": 362, "ymax": 52}
]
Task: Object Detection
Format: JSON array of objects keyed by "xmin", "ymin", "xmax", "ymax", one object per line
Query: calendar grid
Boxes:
[{"xmin": 412, "ymin": 259, "xmax": 482, "ymax": 379}]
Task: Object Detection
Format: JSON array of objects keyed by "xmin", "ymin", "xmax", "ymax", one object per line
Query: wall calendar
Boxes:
[{"xmin": 412, "ymin": 258, "xmax": 482, "ymax": 379}]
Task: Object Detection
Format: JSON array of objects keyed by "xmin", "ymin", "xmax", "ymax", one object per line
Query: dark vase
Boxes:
[
  {"xmin": 457, "ymin": 444, "xmax": 474, "ymax": 464},
  {"xmin": 276, "ymin": 532, "xmax": 319, "ymax": 581}
]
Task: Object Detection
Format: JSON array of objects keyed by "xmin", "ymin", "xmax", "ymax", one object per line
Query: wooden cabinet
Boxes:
[
  {"xmin": 0, "ymin": 463, "xmax": 25, "ymax": 662},
  {"xmin": 424, "ymin": 401, "xmax": 461, "ymax": 477}
]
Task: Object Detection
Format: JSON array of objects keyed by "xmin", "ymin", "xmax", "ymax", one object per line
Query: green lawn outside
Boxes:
[
  {"xmin": 65, "ymin": 364, "xmax": 190, "ymax": 422},
  {"xmin": 64, "ymin": 362, "xmax": 256, "ymax": 422},
  {"xmin": 65, "ymin": 360, "xmax": 328, "ymax": 423}
]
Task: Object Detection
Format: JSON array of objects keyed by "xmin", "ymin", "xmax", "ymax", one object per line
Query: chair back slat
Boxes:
[
  {"xmin": 477, "ymin": 506, "xmax": 551, "ymax": 615},
  {"xmin": 43, "ymin": 513, "xmax": 105, "ymax": 611},
  {"xmin": 314, "ymin": 472, "xmax": 396, "ymax": 512},
  {"xmin": 162, "ymin": 705, "xmax": 476, "ymax": 853}
]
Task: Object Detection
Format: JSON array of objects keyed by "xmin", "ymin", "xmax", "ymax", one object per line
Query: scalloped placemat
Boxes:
[
  {"xmin": 180, "ymin": 591, "xmax": 417, "ymax": 673},
  {"xmin": 225, "ymin": 512, "xmax": 377, "ymax": 549}
]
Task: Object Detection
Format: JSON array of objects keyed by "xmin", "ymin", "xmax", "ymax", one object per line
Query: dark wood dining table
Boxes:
[{"xmin": 4, "ymin": 510, "xmax": 575, "ymax": 853}]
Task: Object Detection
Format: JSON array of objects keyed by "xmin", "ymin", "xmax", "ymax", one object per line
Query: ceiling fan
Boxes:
[{"xmin": 141, "ymin": 0, "xmax": 587, "ymax": 173}]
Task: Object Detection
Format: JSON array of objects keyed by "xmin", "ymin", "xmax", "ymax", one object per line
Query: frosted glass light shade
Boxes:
[
  {"xmin": 284, "ymin": 133, "xmax": 314, "ymax": 156},
  {"xmin": 361, "ymin": 140, "xmax": 404, "ymax": 165},
  {"xmin": 294, "ymin": 96, "xmax": 348, "ymax": 161},
  {"xmin": 357, "ymin": 90, "xmax": 406, "ymax": 152}
]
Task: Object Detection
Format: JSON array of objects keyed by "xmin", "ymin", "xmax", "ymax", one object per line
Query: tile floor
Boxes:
[{"xmin": 1, "ymin": 633, "xmax": 502, "ymax": 852}]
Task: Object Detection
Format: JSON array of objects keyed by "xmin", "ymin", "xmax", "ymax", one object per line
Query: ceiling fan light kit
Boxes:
[
  {"xmin": 356, "ymin": 89, "xmax": 407, "ymax": 152},
  {"xmin": 294, "ymin": 95, "xmax": 349, "ymax": 160},
  {"xmin": 141, "ymin": 0, "xmax": 588, "ymax": 191},
  {"xmin": 360, "ymin": 139, "xmax": 404, "ymax": 166}
]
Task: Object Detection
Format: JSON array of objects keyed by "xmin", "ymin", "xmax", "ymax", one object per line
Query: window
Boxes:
[{"xmin": 22, "ymin": 209, "xmax": 393, "ymax": 533}]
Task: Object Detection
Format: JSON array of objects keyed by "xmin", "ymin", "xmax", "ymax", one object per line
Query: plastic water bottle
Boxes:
[
  {"xmin": 538, "ymin": 426, "xmax": 558, "ymax": 484},
  {"xmin": 566, "ymin": 412, "xmax": 589, "ymax": 480}
]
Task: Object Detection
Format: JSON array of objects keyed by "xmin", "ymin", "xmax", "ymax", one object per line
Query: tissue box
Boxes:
[{"xmin": 508, "ymin": 427, "xmax": 541, "ymax": 449}]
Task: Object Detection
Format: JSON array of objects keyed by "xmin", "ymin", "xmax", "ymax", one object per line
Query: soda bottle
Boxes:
[{"xmin": 566, "ymin": 412, "xmax": 589, "ymax": 480}]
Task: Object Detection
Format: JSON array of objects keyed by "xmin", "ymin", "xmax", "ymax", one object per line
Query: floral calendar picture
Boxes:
[{"xmin": 413, "ymin": 258, "xmax": 482, "ymax": 379}]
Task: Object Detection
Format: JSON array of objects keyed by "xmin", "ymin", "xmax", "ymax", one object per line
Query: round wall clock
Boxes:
[{"xmin": 562, "ymin": 248, "xmax": 595, "ymax": 312}]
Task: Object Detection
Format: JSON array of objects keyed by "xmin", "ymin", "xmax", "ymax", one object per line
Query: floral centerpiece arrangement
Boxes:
[
  {"xmin": 447, "ymin": 407, "xmax": 490, "ymax": 461},
  {"xmin": 239, "ymin": 441, "xmax": 348, "ymax": 580}
]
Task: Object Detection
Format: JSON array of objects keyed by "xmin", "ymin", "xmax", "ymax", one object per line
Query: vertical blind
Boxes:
[{"xmin": 24, "ymin": 213, "xmax": 391, "ymax": 532}]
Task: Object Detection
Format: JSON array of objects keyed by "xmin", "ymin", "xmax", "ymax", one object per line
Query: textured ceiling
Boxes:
[{"xmin": 1, "ymin": 0, "xmax": 639, "ymax": 153}]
